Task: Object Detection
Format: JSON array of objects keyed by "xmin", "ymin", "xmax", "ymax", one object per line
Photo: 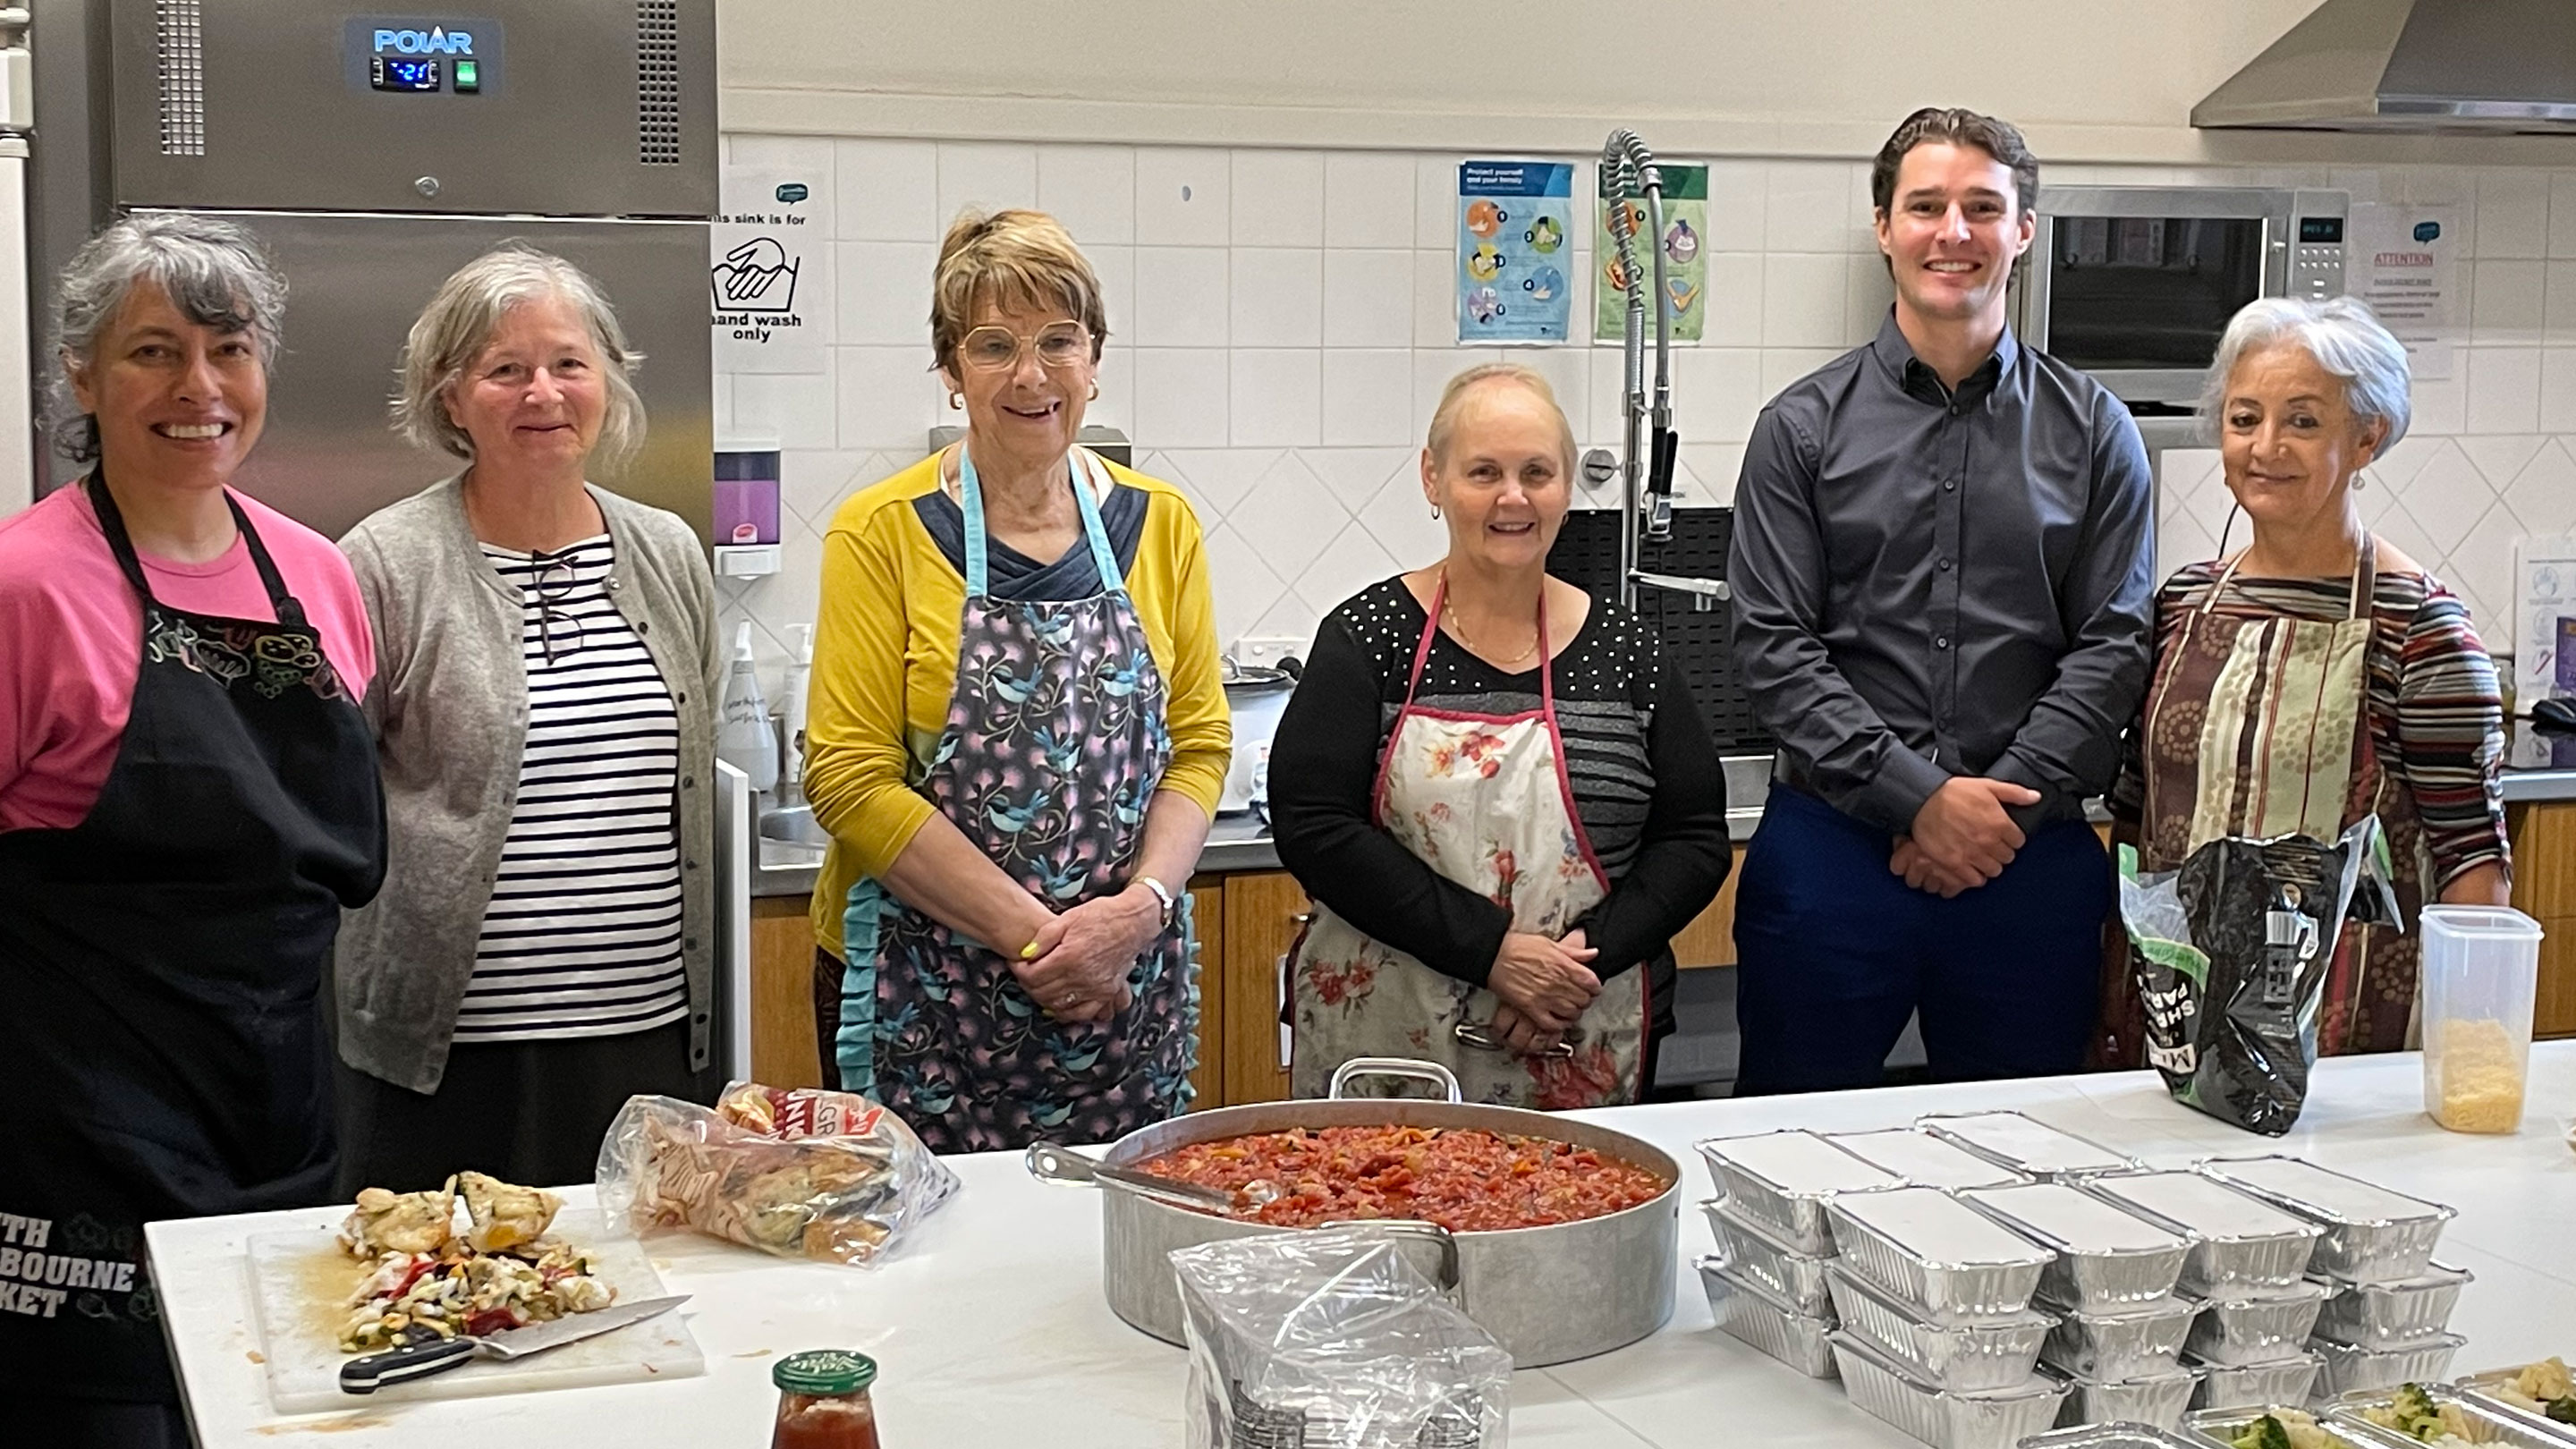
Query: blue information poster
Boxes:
[{"xmin": 1457, "ymin": 160, "xmax": 1574, "ymax": 344}]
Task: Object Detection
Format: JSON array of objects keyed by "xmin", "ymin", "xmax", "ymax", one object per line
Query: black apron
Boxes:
[{"xmin": 0, "ymin": 474, "xmax": 386, "ymax": 1402}]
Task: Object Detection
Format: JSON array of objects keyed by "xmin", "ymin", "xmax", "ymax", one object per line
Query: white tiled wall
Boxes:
[{"xmin": 716, "ymin": 135, "xmax": 2576, "ymax": 690}]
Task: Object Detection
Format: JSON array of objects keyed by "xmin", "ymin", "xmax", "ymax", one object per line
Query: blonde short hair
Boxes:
[
  {"xmin": 1425, "ymin": 363, "xmax": 1577, "ymax": 474},
  {"xmin": 930, "ymin": 208, "xmax": 1108, "ymax": 377},
  {"xmin": 391, "ymin": 245, "xmax": 647, "ymax": 472}
]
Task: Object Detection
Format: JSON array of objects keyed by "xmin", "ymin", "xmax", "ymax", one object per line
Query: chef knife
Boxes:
[{"xmin": 338, "ymin": 1294, "xmax": 690, "ymax": 1394}]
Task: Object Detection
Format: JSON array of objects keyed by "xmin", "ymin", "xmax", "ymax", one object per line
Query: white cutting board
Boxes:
[{"xmin": 245, "ymin": 1208, "xmax": 705, "ymax": 1413}]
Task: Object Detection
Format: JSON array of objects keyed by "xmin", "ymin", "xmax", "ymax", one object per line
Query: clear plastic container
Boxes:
[{"xmin": 2417, "ymin": 905, "xmax": 2544, "ymax": 1134}]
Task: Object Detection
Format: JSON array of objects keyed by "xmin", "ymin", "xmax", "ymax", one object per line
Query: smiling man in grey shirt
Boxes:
[{"xmin": 1726, "ymin": 107, "xmax": 2154, "ymax": 1093}]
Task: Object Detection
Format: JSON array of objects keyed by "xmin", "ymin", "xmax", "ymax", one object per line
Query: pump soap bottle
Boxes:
[{"xmin": 717, "ymin": 621, "xmax": 780, "ymax": 795}]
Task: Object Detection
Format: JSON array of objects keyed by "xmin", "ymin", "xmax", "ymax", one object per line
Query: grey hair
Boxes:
[
  {"xmin": 391, "ymin": 244, "xmax": 646, "ymax": 472},
  {"xmin": 2200, "ymin": 296, "xmax": 2411, "ymax": 451},
  {"xmin": 47, "ymin": 213, "xmax": 288, "ymax": 462}
]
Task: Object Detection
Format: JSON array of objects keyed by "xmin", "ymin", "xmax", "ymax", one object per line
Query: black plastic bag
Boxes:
[{"xmin": 2116, "ymin": 817, "xmax": 2400, "ymax": 1135}]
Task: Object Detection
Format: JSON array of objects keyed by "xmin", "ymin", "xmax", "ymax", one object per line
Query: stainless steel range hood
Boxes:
[{"xmin": 2194, "ymin": 0, "xmax": 2576, "ymax": 132}]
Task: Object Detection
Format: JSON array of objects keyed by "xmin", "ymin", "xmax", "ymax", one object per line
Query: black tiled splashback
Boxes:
[{"xmin": 1548, "ymin": 506, "xmax": 1774, "ymax": 753}]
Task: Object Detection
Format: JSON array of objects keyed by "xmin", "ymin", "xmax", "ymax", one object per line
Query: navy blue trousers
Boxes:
[{"xmin": 1732, "ymin": 784, "xmax": 2111, "ymax": 1095}]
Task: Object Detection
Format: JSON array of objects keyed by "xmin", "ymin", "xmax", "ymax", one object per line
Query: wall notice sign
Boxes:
[
  {"xmin": 1595, "ymin": 163, "xmax": 1707, "ymax": 343},
  {"xmin": 712, "ymin": 167, "xmax": 824, "ymax": 374},
  {"xmin": 2348, "ymin": 202, "xmax": 2459, "ymax": 381},
  {"xmin": 1456, "ymin": 161, "xmax": 1573, "ymax": 344},
  {"xmin": 2514, "ymin": 530, "xmax": 2576, "ymax": 710}
]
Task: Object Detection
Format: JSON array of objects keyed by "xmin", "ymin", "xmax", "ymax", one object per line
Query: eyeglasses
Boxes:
[
  {"xmin": 528, "ymin": 552, "xmax": 588, "ymax": 665},
  {"xmin": 955, "ymin": 321, "xmax": 1092, "ymax": 373}
]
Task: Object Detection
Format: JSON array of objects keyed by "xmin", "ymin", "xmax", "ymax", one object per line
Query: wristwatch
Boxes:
[{"xmin": 1133, "ymin": 875, "xmax": 1177, "ymax": 927}]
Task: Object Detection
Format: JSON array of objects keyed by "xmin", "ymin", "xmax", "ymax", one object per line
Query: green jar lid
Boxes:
[{"xmin": 773, "ymin": 1349, "xmax": 877, "ymax": 1395}]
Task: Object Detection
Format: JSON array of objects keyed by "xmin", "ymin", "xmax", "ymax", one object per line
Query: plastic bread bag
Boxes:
[
  {"xmin": 2116, "ymin": 815, "xmax": 2401, "ymax": 1137},
  {"xmin": 1171, "ymin": 1224, "xmax": 1509, "ymax": 1449},
  {"xmin": 594, "ymin": 1080, "xmax": 961, "ymax": 1266}
]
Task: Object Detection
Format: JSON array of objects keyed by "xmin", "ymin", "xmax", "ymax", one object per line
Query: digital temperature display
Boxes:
[{"xmin": 370, "ymin": 55, "xmax": 441, "ymax": 91}]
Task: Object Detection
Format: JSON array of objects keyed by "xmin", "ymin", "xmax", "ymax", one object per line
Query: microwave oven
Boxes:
[{"xmin": 2014, "ymin": 187, "xmax": 2348, "ymax": 409}]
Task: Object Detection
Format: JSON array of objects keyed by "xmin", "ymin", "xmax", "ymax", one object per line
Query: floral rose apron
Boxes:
[
  {"xmin": 2106, "ymin": 541, "xmax": 2426, "ymax": 1062},
  {"xmin": 837, "ymin": 447, "xmax": 1197, "ymax": 1151},
  {"xmin": 1288, "ymin": 577, "xmax": 1648, "ymax": 1108}
]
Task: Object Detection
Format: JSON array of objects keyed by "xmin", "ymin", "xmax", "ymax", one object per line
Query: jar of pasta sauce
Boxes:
[{"xmin": 771, "ymin": 1350, "xmax": 880, "ymax": 1449}]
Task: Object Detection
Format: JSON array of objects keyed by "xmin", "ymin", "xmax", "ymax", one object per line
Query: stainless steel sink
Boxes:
[
  {"xmin": 1720, "ymin": 753, "xmax": 1775, "ymax": 811},
  {"xmin": 758, "ymin": 803, "xmax": 830, "ymax": 846}
]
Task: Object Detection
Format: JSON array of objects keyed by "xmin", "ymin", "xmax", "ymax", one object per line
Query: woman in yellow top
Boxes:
[{"xmin": 804, "ymin": 208, "xmax": 1227, "ymax": 1151}]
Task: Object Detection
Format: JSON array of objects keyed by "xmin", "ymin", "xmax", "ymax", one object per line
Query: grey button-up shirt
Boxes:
[{"xmin": 1728, "ymin": 310, "xmax": 2155, "ymax": 836}]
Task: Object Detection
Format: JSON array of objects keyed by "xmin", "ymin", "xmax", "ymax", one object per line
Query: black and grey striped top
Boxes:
[
  {"xmin": 457, "ymin": 534, "xmax": 690, "ymax": 1043},
  {"xmin": 1269, "ymin": 576, "xmax": 1732, "ymax": 997}
]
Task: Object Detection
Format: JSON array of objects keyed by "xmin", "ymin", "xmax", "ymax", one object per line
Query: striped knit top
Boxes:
[
  {"xmin": 457, "ymin": 533, "xmax": 691, "ymax": 1042},
  {"xmin": 2107, "ymin": 562, "xmax": 2509, "ymax": 892},
  {"xmin": 1268, "ymin": 576, "xmax": 1733, "ymax": 1002}
]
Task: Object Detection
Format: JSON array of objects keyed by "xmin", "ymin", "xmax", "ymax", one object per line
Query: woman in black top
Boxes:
[{"xmin": 1269, "ymin": 363, "xmax": 1730, "ymax": 1106}]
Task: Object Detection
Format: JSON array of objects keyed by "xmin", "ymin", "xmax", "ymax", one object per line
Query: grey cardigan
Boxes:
[{"xmin": 334, "ymin": 478, "xmax": 722, "ymax": 1093}]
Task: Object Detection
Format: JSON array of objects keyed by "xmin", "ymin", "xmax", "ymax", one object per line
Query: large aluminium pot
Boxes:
[{"xmin": 1068, "ymin": 1057, "xmax": 1682, "ymax": 1368}]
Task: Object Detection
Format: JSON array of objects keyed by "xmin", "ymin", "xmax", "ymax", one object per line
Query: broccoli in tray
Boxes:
[
  {"xmin": 2378, "ymin": 1383, "xmax": 2443, "ymax": 1441},
  {"xmin": 2230, "ymin": 1414, "xmax": 2296, "ymax": 1449}
]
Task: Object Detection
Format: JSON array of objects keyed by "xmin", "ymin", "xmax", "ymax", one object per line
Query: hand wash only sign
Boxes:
[{"xmin": 713, "ymin": 169, "xmax": 826, "ymax": 375}]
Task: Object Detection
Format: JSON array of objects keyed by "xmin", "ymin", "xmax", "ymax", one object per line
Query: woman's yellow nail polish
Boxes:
[{"xmin": 1021, "ymin": 942, "xmax": 1039, "ymax": 959}]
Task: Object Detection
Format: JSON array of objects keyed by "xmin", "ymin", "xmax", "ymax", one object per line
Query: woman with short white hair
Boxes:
[
  {"xmin": 2096, "ymin": 296, "xmax": 2509, "ymax": 1067},
  {"xmin": 335, "ymin": 244, "xmax": 720, "ymax": 1191}
]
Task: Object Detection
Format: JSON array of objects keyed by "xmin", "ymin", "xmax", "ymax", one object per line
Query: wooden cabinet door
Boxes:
[
  {"xmin": 750, "ymin": 896, "xmax": 822, "ymax": 1089},
  {"xmin": 1671, "ymin": 843, "xmax": 1749, "ymax": 968},
  {"xmin": 1186, "ymin": 883, "xmax": 1225, "ymax": 1109},
  {"xmin": 1221, "ymin": 871, "xmax": 1307, "ymax": 1106},
  {"xmin": 2510, "ymin": 802, "xmax": 2576, "ymax": 1038}
]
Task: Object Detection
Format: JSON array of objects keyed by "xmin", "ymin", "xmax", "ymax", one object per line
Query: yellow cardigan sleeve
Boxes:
[
  {"xmin": 1139, "ymin": 484, "xmax": 1230, "ymax": 817},
  {"xmin": 803, "ymin": 488, "xmax": 939, "ymax": 886}
]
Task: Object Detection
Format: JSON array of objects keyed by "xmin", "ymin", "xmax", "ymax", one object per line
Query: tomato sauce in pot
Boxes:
[{"xmin": 1137, "ymin": 1124, "xmax": 1668, "ymax": 1233}]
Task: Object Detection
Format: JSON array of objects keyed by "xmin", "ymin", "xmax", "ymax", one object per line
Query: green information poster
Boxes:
[{"xmin": 1595, "ymin": 163, "xmax": 1707, "ymax": 343}]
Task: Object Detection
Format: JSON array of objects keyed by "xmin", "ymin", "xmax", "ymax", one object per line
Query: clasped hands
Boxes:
[
  {"xmin": 1889, "ymin": 775, "xmax": 2042, "ymax": 898},
  {"xmin": 1013, "ymin": 885, "xmax": 1163, "ymax": 1021},
  {"xmin": 1483, "ymin": 928, "xmax": 1602, "ymax": 1055}
]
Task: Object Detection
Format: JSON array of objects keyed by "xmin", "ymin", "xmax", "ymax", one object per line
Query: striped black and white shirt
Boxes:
[
  {"xmin": 1267, "ymin": 576, "xmax": 1733, "ymax": 1017},
  {"xmin": 457, "ymin": 533, "xmax": 690, "ymax": 1042}
]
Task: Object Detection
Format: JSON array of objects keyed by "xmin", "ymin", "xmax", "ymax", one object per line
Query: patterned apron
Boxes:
[
  {"xmin": 2115, "ymin": 541, "xmax": 2424, "ymax": 1058},
  {"xmin": 1288, "ymin": 577, "xmax": 1649, "ymax": 1108},
  {"xmin": 836, "ymin": 447, "xmax": 1197, "ymax": 1151}
]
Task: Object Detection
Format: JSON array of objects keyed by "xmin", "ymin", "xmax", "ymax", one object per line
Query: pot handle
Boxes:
[
  {"xmin": 1326, "ymin": 1056, "xmax": 1463, "ymax": 1103},
  {"xmin": 1453, "ymin": 1021, "xmax": 1580, "ymax": 1058},
  {"xmin": 1319, "ymin": 1217, "xmax": 1461, "ymax": 1292}
]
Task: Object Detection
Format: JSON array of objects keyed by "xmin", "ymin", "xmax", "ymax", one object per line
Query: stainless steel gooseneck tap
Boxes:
[{"xmin": 1597, "ymin": 128, "xmax": 1723, "ymax": 613}]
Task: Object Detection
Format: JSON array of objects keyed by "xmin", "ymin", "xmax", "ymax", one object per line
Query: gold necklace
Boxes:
[{"xmin": 1436, "ymin": 568, "xmax": 1542, "ymax": 667}]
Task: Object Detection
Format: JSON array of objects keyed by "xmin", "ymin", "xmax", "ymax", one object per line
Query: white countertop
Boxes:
[{"xmin": 154, "ymin": 1046, "xmax": 2576, "ymax": 1447}]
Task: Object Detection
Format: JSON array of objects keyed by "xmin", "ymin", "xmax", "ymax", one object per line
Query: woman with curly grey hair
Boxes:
[
  {"xmin": 0, "ymin": 214, "xmax": 386, "ymax": 1444},
  {"xmin": 333, "ymin": 244, "xmax": 720, "ymax": 1194},
  {"xmin": 2096, "ymin": 296, "xmax": 2511, "ymax": 1069}
]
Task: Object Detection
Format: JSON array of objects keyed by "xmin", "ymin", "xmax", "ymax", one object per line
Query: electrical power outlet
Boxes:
[{"xmin": 1233, "ymin": 634, "xmax": 1305, "ymax": 669}]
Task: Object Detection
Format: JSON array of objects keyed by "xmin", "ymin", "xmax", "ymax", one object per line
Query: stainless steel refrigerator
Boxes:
[{"xmin": 27, "ymin": 0, "xmax": 716, "ymax": 542}]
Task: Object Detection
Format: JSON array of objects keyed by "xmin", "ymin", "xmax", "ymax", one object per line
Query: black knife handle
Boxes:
[{"xmin": 340, "ymin": 1335, "xmax": 479, "ymax": 1394}]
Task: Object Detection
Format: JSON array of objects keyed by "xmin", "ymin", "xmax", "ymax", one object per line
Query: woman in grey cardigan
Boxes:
[{"xmin": 335, "ymin": 245, "xmax": 720, "ymax": 1191}]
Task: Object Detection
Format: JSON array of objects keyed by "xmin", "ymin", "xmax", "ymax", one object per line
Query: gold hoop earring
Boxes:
[
  {"xmin": 1088, "ymin": 382, "xmax": 1099, "ymax": 402},
  {"xmin": 947, "ymin": 391, "xmax": 962, "ymax": 410}
]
